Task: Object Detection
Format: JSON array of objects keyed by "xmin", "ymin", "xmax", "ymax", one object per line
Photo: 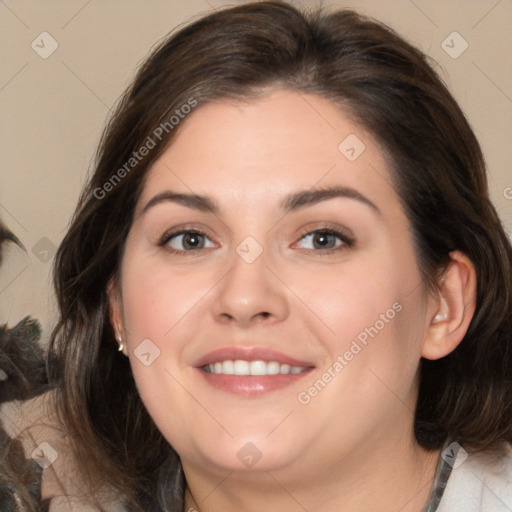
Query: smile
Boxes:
[{"xmin": 194, "ymin": 346, "xmax": 315, "ymax": 395}]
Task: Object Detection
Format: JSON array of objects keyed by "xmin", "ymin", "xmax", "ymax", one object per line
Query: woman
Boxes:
[{"xmin": 45, "ymin": 1, "xmax": 512, "ymax": 511}]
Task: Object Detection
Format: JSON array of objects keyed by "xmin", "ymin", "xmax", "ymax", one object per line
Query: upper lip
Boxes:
[{"xmin": 193, "ymin": 347, "xmax": 315, "ymax": 368}]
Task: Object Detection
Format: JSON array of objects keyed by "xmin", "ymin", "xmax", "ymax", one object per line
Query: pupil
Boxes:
[
  {"xmin": 184, "ymin": 233, "xmax": 202, "ymax": 249},
  {"xmin": 314, "ymin": 232, "xmax": 333, "ymax": 249}
]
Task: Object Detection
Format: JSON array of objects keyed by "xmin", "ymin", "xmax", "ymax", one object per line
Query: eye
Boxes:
[
  {"xmin": 294, "ymin": 228, "xmax": 354, "ymax": 254},
  {"xmin": 157, "ymin": 226, "xmax": 353, "ymax": 256},
  {"xmin": 159, "ymin": 229, "xmax": 215, "ymax": 253}
]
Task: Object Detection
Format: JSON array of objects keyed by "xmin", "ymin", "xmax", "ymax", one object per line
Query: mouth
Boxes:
[{"xmin": 194, "ymin": 347, "xmax": 315, "ymax": 396}]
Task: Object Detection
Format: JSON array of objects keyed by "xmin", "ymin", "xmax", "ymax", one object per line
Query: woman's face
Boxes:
[{"xmin": 111, "ymin": 89, "xmax": 434, "ymax": 478}]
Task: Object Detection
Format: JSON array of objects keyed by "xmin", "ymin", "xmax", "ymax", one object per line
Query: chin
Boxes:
[{"xmin": 181, "ymin": 433, "xmax": 303, "ymax": 474}]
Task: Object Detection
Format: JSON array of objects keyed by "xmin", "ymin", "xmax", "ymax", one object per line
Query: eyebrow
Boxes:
[{"xmin": 141, "ymin": 185, "xmax": 381, "ymax": 216}]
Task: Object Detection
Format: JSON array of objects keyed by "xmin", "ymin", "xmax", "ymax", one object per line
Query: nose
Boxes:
[{"xmin": 210, "ymin": 245, "xmax": 289, "ymax": 328}]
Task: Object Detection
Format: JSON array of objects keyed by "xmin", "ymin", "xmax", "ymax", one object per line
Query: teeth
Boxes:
[
  {"xmin": 222, "ymin": 360, "xmax": 234, "ymax": 375},
  {"xmin": 266, "ymin": 361, "xmax": 280, "ymax": 375},
  {"xmin": 233, "ymin": 360, "xmax": 250, "ymax": 375},
  {"xmin": 204, "ymin": 360, "xmax": 307, "ymax": 375},
  {"xmin": 249, "ymin": 360, "xmax": 266, "ymax": 375}
]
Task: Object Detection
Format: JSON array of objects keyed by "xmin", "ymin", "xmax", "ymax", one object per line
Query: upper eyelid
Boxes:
[{"xmin": 158, "ymin": 227, "xmax": 214, "ymax": 245}]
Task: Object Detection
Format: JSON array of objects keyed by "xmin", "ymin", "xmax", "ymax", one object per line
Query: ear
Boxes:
[
  {"xmin": 421, "ymin": 251, "xmax": 477, "ymax": 360},
  {"xmin": 107, "ymin": 277, "xmax": 127, "ymax": 356}
]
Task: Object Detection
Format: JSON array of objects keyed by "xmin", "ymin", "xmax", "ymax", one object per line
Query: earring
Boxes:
[
  {"xmin": 433, "ymin": 296, "xmax": 448, "ymax": 323},
  {"xmin": 434, "ymin": 311, "xmax": 448, "ymax": 323},
  {"xmin": 117, "ymin": 335, "xmax": 124, "ymax": 352}
]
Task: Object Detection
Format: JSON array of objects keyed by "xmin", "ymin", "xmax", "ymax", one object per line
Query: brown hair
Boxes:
[{"xmin": 47, "ymin": 1, "xmax": 512, "ymax": 510}]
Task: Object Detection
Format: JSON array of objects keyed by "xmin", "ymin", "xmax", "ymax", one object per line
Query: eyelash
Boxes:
[{"xmin": 158, "ymin": 226, "xmax": 355, "ymax": 256}]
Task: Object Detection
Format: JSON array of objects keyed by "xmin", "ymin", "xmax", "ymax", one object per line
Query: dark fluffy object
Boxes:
[
  {"xmin": 0, "ymin": 317, "xmax": 49, "ymax": 404},
  {"xmin": 0, "ymin": 427, "xmax": 50, "ymax": 512},
  {"xmin": 0, "ymin": 317, "xmax": 52, "ymax": 511},
  {"xmin": 0, "ymin": 222, "xmax": 52, "ymax": 510}
]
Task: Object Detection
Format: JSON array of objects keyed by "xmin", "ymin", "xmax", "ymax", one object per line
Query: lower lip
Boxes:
[{"xmin": 197, "ymin": 368, "xmax": 314, "ymax": 396}]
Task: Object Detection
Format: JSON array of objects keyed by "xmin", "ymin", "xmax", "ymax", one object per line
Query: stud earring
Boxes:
[
  {"xmin": 117, "ymin": 335, "xmax": 124, "ymax": 352},
  {"xmin": 433, "ymin": 296, "xmax": 448, "ymax": 323},
  {"xmin": 434, "ymin": 311, "xmax": 448, "ymax": 323}
]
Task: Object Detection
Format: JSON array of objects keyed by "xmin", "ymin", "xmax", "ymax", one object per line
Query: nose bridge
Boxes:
[{"xmin": 210, "ymin": 235, "xmax": 289, "ymax": 325}]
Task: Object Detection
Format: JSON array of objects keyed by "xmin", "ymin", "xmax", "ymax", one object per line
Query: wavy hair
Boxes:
[{"xmin": 47, "ymin": 2, "xmax": 512, "ymax": 510}]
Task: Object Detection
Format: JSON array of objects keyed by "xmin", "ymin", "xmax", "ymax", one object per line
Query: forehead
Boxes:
[{"xmin": 136, "ymin": 89, "xmax": 399, "ymax": 216}]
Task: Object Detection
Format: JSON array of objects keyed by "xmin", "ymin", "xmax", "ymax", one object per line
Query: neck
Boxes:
[{"xmin": 182, "ymin": 436, "xmax": 441, "ymax": 512}]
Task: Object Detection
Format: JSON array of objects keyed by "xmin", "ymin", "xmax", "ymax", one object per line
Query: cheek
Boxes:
[
  {"xmin": 290, "ymin": 260, "xmax": 404, "ymax": 352},
  {"xmin": 296, "ymin": 281, "xmax": 425, "ymax": 440},
  {"xmin": 128, "ymin": 359, "xmax": 203, "ymax": 460},
  {"xmin": 303, "ymin": 248, "xmax": 425, "ymax": 390},
  {"xmin": 119, "ymin": 261, "xmax": 204, "ymax": 453},
  {"xmin": 120, "ymin": 254, "xmax": 210, "ymax": 346},
  {"xmin": 119, "ymin": 254, "xmax": 224, "ymax": 444}
]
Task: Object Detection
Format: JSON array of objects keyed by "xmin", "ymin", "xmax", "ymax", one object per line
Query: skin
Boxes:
[{"xmin": 109, "ymin": 89, "xmax": 476, "ymax": 512}]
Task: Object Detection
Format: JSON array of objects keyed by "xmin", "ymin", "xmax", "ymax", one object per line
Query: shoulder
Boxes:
[{"xmin": 437, "ymin": 443, "xmax": 512, "ymax": 511}]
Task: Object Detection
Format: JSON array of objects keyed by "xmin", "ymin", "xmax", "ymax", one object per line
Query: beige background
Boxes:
[{"xmin": 1, "ymin": 0, "xmax": 511, "ymax": 341}]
